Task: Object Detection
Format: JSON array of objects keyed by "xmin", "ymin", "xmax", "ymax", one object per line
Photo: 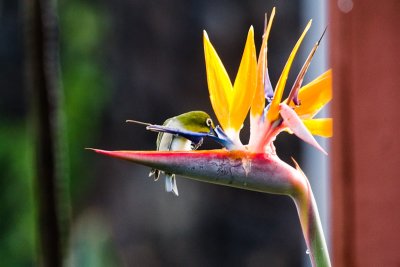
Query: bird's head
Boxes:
[{"xmin": 175, "ymin": 111, "xmax": 215, "ymax": 134}]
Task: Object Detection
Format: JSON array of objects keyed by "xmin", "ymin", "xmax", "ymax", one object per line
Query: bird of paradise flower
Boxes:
[
  {"xmin": 89, "ymin": 8, "xmax": 332, "ymax": 267},
  {"xmin": 203, "ymin": 10, "xmax": 331, "ymax": 153}
]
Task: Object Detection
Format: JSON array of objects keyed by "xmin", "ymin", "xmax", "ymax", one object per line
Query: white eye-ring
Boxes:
[{"xmin": 206, "ymin": 118, "xmax": 213, "ymax": 127}]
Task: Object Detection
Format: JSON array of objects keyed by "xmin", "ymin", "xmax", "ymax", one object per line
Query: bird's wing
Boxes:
[{"xmin": 155, "ymin": 118, "xmax": 172, "ymax": 149}]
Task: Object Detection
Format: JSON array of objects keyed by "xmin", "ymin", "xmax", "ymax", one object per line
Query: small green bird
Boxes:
[
  {"xmin": 149, "ymin": 111, "xmax": 214, "ymax": 196},
  {"xmin": 127, "ymin": 111, "xmax": 215, "ymax": 196}
]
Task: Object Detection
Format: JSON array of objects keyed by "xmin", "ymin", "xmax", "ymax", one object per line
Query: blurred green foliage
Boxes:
[
  {"xmin": 65, "ymin": 211, "xmax": 119, "ymax": 267},
  {"xmin": 0, "ymin": 0, "xmax": 114, "ymax": 265},
  {"xmin": 59, "ymin": 1, "xmax": 110, "ymax": 204},
  {"xmin": 59, "ymin": 2, "xmax": 120, "ymax": 265},
  {"xmin": 0, "ymin": 123, "xmax": 36, "ymax": 266}
]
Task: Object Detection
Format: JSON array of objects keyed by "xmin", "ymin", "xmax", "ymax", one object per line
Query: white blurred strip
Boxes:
[{"xmin": 300, "ymin": 0, "xmax": 330, "ymax": 265}]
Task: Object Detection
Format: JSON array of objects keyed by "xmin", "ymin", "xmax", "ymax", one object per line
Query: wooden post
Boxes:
[{"xmin": 330, "ymin": 1, "xmax": 400, "ymax": 266}]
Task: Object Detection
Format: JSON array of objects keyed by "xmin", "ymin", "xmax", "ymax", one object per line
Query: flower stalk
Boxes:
[
  {"xmin": 89, "ymin": 149, "xmax": 331, "ymax": 266},
  {"xmin": 291, "ymin": 161, "xmax": 331, "ymax": 267}
]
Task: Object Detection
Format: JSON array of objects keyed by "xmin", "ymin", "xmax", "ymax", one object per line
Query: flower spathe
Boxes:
[{"xmin": 203, "ymin": 7, "xmax": 332, "ymax": 153}]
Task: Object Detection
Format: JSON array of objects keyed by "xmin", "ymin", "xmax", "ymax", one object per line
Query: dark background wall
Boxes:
[
  {"xmin": 0, "ymin": 0, "xmax": 320, "ymax": 266},
  {"xmin": 92, "ymin": 1, "xmax": 305, "ymax": 266}
]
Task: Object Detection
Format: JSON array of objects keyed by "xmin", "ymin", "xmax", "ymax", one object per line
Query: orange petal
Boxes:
[
  {"xmin": 251, "ymin": 7, "xmax": 276, "ymax": 117},
  {"xmin": 230, "ymin": 26, "xmax": 257, "ymax": 130},
  {"xmin": 203, "ymin": 31, "xmax": 233, "ymax": 130},
  {"xmin": 291, "ymin": 69, "xmax": 332, "ymax": 119},
  {"xmin": 303, "ymin": 118, "xmax": 333, "ymax": 137},
  {"xmin": 267, "ymin": 20, "xmax": 312, "ymax": 122}
]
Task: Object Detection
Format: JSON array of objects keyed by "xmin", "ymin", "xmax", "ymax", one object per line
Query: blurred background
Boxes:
[{"xmin": 1, "ymin": 0, "xmax": 330, "ymax": 266}]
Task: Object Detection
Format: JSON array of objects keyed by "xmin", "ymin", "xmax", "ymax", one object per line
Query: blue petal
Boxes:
[{"xmin": 210, "ymin": 126, "xmax": 236, "ymax": 149}]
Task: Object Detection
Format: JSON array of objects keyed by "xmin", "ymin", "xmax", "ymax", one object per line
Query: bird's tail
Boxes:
[{"xmin": 165, "ymin": 174, "xmax": 179, "ymax": 196}]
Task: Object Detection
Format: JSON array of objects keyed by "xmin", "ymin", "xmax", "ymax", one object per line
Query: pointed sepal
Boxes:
[
  {"xmin": 203, "ymin": 30, "xmax": 232, "ymax": 130},
  {"xmin": 231, "ymin": 26, "xmax": 257, "ymax": 131},
  {"xmin": 267, "ymin": 20, "xmax": 312, "ymax": 122},
  {"xmin": 251, "ymin": 8, "xmax": 275, "ymax": 118}
]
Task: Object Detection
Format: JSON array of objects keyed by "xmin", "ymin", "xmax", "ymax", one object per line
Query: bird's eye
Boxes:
[{"xmin": 206, "ymin": 118, "xmax": 213, "ymax": 127}]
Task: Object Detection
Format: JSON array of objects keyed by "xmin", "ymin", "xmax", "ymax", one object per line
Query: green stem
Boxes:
[{"xmin": 291, "ymin": 176, "xmax": 331, "ymax": 267}]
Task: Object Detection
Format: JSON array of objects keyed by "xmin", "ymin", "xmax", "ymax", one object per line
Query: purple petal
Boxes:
[{"xmin": 264, "ymin": 67, "xmax": 274, "ymax": 103}]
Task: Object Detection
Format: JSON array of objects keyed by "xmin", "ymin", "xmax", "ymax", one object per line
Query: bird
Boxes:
[{"xmin": 128, "ymin": 111, "xmax": 215, "ymax": 196}]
